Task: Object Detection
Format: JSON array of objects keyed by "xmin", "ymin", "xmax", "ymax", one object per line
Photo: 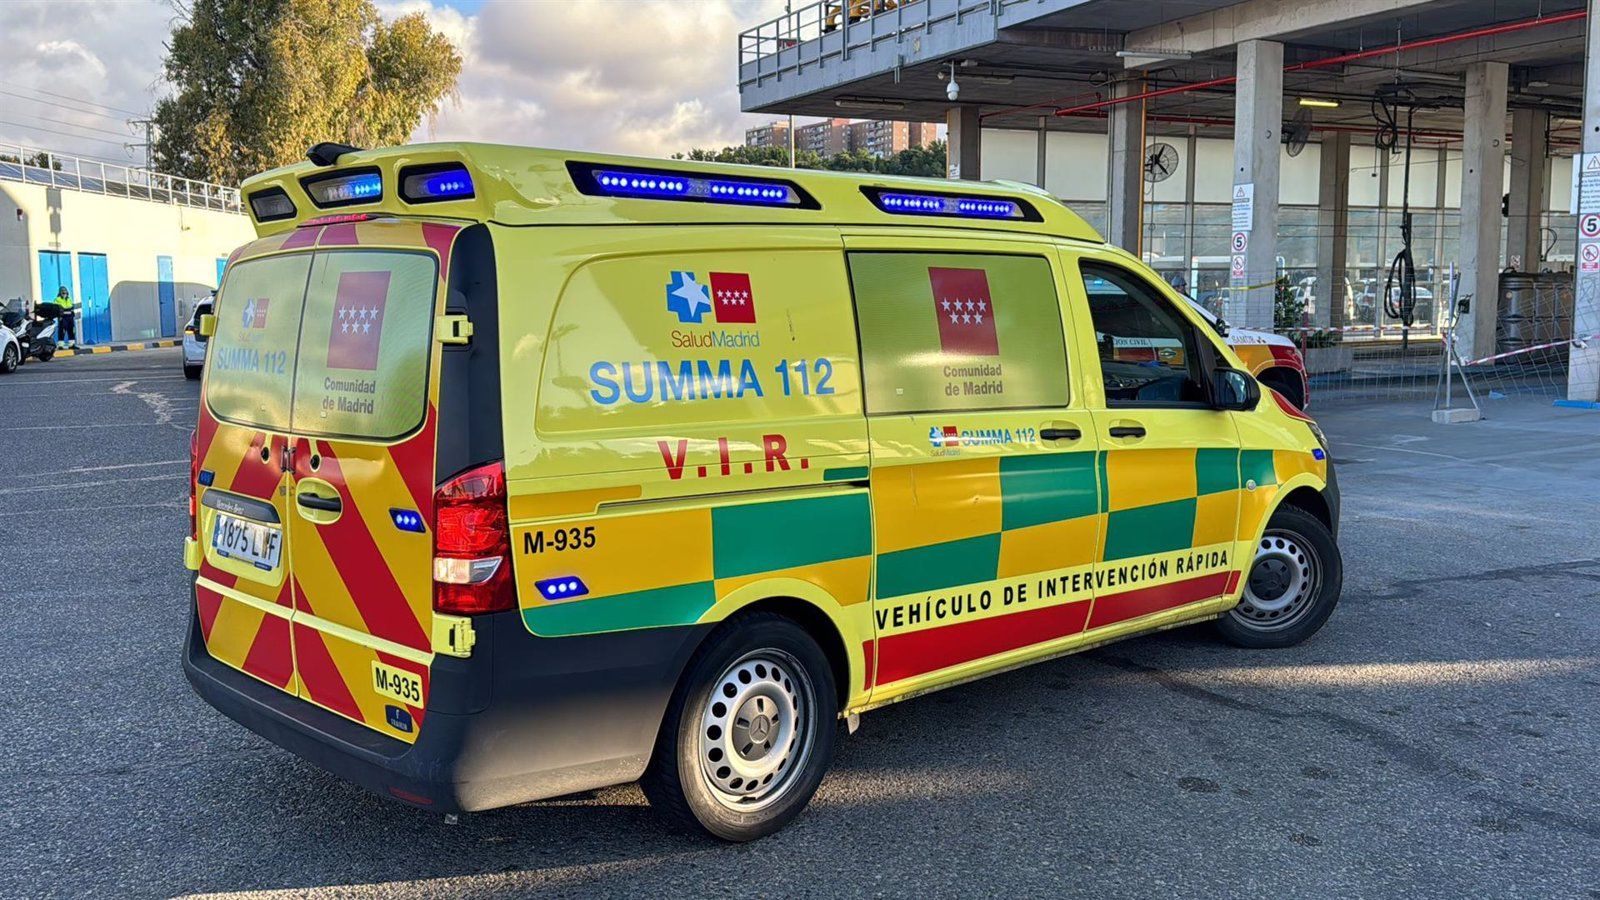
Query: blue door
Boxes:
[
  {"xmin": 156, "ymin": 255, "xmax": 176, "ymax": 337},
  {"xmin": 38, "ymin": 250, "xmax": 73, "ymax": 310},
  {"xmin": 216, "ymin": 257, "xmax": 228, "ymax": 288},
  {"xmin": 77, "ymin": 253, "xmax": 111, "ymax": 345}
]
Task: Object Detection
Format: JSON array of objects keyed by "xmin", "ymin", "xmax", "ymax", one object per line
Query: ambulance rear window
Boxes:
[{"xmin": 205, "ymin": 249, "xmax": 438, "ymax": 440}]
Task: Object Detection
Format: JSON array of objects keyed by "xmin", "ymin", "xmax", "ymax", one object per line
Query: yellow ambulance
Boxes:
[{"xmin": 184, "ymin": 143, "xmax": 1341, "ymax": 841}]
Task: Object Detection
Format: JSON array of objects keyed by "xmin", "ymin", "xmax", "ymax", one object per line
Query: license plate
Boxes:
[
  {"xmin": 212, "ymin": 512, "xmax": 283, "ymax": 571},
  {"xmin": 372, "ymin": 661, "xmax": 424, "ymax": 706}
]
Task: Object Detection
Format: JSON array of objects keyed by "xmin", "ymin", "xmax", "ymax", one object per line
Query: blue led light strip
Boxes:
[
  {"xmin": 592, "ymin": 169, "xmax": 797, "ymax": 206},
  {"xmin": 877, "ymin": 191, "xmax": 1022, "ymax": 219}
]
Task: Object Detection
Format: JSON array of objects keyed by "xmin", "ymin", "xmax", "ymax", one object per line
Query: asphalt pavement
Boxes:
[{"xmin": 1, "ymin": 348, "xmax": 1596, "ymax": 899}]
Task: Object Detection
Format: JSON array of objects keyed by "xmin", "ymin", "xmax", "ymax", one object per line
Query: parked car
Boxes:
[
  {"xmin": 0, "ymin": 307, "xmax": 19, "ymax": 374},
  {"xmin": 1180, "ymin": 296, "xmax": 1311, "ymax": 410},
  {"xmin": 182, "ymin": 296, "xmax": 213, "ymax": 379}
]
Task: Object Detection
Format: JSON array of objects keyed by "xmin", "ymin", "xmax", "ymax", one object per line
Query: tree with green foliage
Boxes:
[
  {"xmin": 153, "ymin": 0, "xmax": 461, "ymax": 184},
  {"xmin": 675, "ymin": 140, "xmax": 946, "ymax": 178}
]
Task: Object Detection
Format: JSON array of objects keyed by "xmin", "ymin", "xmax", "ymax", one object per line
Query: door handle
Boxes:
[
  {"xmin": 1039, "ymin": 426, "xmax": 1082, "ymax": 441},
  {"xmin": 296, "ymin": 493, "xmax": 341, "ymax": 512},
  {"xmin": 1108, "ymin": 425, "xmax": 1147, "ymax": 439}
]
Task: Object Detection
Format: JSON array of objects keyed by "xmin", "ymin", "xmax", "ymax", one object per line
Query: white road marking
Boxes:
[
  {"xmin": 3, "ymin": 422, "xmax": 177, "ymax": 431},
  {"xmin": 0, "ymin": 473, "xmax": 180, "ymax": 495},
  {"xmin": 65, "ymin": 459, "xmax": 189, "ymax": 473},
  {"xmin": 113, "ymin": 379, "xmax": 185, "ymax": 427},
  {"xmin": 5, "ymin": 375, "xmax": 186, "ymax": 385}
]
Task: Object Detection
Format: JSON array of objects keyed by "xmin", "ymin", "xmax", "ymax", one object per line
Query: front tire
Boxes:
[
  {"xmin": 184, "ymin": 364, "xmax": 202, "ymax": 380},
  {"xmin": 641, "ymin": 612, "xmax": 837, "ymax": 841},
  {"xmin": 1217, "ymin": 504, "xmax": 1342, "ymax": 648},
  {"xmin": 0, "ymin": 343, "xmax": 17, "ymax": 374}
]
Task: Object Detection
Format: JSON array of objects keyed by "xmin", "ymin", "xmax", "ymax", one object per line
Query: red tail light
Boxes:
[
  {"xmin": 432, "ymin": 461, "xmax": 515, "ymax": 614},
  {"xmin": 188, "ymin": 428, "xmax": 200, "ymax": 538}
]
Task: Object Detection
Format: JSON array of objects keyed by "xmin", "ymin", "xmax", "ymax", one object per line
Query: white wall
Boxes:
[
  {"xmin": 979, "ymin": 127, "xmax": 1563, "ymax": 215},
  {"xmin": 0, "ymin": 180, "xmax": 253, "ymax": 342}
]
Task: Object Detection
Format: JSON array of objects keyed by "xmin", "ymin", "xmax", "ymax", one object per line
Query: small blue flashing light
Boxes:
[
  {"xmin": 305, "ymin": 170, "xmax": 383, "ymax": 207},
  {"xmin": 535, "ymin": 575, "xmax": 590, "ymax": 601},
  {"xmin": 877, "ymin": 191, "xmax": 1022, "ymax": 219},
  {"xmin": 399, "ymin": 164, "xmax": 475, "ymax": 203},
  {"xmin": 589, "ymin": 168, "xmax": 798, "ymax": 207},
  {"xmin": 389, "ymin": 508, "xmax": 427, "ymax": 533},
  {"xmin": 1312, "ymin": 447, "xmax": 1326, "ymax": 461},
  {"xmin": 197, "ymin": 469, "xmax": 215, "ymax": 487}
]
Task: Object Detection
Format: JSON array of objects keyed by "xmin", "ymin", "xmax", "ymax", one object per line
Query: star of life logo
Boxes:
[
  {"xmin": 666, "ymin": 270, "xmax": 758, "ymax": 325},
  {"xmin": 240, "ymin": 297, "xmax": 270, "ymax": 329}
]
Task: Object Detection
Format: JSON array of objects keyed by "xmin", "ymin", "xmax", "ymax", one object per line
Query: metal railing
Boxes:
[
  {"xmin": 738, "ymin": 0, "xmax": 1002, "ymax": 87},
  {"xmin": 0, "ymin": 143, "xmax": 242, "ymax": 214}
]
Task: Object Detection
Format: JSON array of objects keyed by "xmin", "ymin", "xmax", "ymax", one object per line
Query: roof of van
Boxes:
[{"xmin": 238, "ymin": 142, "xmax": 1104, "ymax": 244}]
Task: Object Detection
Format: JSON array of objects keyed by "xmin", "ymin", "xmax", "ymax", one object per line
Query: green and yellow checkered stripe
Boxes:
[
  {"xmin": 874, "ymin": 448, "xmax": 1293, "ymax": 599},
  {"xmin": 515, "ymin": 491, "xmax": 874, "ymax": 637}
]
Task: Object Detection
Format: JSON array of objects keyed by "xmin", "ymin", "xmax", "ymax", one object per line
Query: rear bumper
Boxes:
[{"xmin": 184, "ymin": 590, "xmax": 710, "ymax": 813}]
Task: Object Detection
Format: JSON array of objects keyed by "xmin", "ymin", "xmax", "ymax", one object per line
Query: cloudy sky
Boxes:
[{"xmin": 0, "ymin": 0, "xmax": 788, "ymax": 174}]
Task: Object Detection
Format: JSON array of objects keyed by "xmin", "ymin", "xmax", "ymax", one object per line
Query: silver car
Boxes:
[{"xmin": 182, "ymin": 299, "xmax": 212, "ymax": 380}]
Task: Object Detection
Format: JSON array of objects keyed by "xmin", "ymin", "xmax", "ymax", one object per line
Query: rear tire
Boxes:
[
  {"xmin": 1217, "ymin": 504, "xmax": 1342, "ymax": 649},
  {"xmin": 0, "ymin": 343, "xmax": 17, "ymax": 374},
  {"xmin": 641, "ymin": 612, "xmax": 837, "ymax": 841},
  {"xmin": 184, "ymin": 364, "xmax": 202, "ymax": 380},
  {"xmin": 37, "ymin": 344, "xmax": 55, "ymax": 362}
]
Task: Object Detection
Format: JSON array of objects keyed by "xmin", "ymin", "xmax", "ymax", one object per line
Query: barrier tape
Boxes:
[{"xmin": 1460, "ymin": 332, "xmax": 1599, "ymax": 367}]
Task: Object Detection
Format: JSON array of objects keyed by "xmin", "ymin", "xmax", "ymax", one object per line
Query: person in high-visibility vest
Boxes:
[{"xmin": 49, "ymin": 286, "xmax": 75, "ymax": 348}]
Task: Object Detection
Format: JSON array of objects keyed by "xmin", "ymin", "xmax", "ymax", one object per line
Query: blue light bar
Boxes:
[
  {"xmin": 400, "ymin": 164, "xmax": 475, "ymax": 203},
  {"xmin": 303, "ymin": 169, "xmax": 383, "ymax": 208},
  {"xmin": 535, "ymin": 575, "xmax": 590, "ymax": 601},
  {"xmin": 876, "ymin": 191, "xmax": 1024, "ymax": 219},
  {"xmin": 582, "ymin": 166, "xmax": 808, "ymax": 208},
  {"xmin": 389, "ymin": 508, "xmax": 427, "ymax": 533}
]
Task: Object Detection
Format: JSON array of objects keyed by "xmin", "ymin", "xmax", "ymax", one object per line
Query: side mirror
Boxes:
[
  {"xmin": 1212, "ymin": 367, "xmax": 1260, "ymax": 411},
  {"xmin": 198, "ymin": 313, "xmax": 216, "ymax": 337}
]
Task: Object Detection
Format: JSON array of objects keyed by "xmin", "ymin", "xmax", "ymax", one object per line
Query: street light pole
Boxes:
[{"xmin": 786, "ymin": 1, "xmax": 795, "ymax": 167}]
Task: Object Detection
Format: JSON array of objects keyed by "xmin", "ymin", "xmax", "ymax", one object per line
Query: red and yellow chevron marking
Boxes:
[{"xmin": 195, "ymin": 219, "xmax": 460, "ymax": 744}]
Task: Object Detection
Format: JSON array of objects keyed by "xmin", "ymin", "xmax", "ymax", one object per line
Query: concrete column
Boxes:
[
  {"xmin": 1183, "ymin": 126, "xmax": 1198, "ymax": 286},
  {"xmin": 1457, "ymin": 60, "xmax": 1508, "ymax": 361},
  {"xmin": 1229, "ymin": 40, "xmax": 1282, "ymax": 331},
  {"xmin": 946, "ymin": 106, "xmax": 981, "ymax": 181},
  {"xmin": 1105, "ymin": 77, "xmax": 1146, "ymax": 253},
  {"xmin": 1314, "ymin": 132, "xmax": 1351, "ymax": 329},
  {"xmin": 1507, "ymin": 107, "xmax": 1550, "ymax": 272},
  {"xmin": 1571, "ymin": 5, "xmax": 1600, "ymax": 402}
]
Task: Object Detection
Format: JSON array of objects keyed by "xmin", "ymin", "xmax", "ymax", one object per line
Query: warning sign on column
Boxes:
[
  {"xmin": 1231, "ymin": 254, "xmax": 1247, "ymax": 277},
  {"xmin": 1581, "ymin": 242, "xmax": 1600, "ymax": 273}
]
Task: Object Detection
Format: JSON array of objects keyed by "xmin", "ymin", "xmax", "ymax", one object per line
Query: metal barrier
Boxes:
[
  {"xmin": 738, "ymin": 0, "xmax": 1001, "ymax": 87},
  {"xmin": 0, "ymin": 143, "xmax": 241, "ymax": 214}
]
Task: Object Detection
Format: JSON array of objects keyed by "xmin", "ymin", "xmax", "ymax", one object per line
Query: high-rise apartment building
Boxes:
[
  {"xmin": 744, "ymin": 121, "xmax": 791, "ymax": 150},
  {"xmin": 747, "ymin": 118, "xmax": 939, "ymax": 159},
  {"xmin": 796, "ymin": 118, "xmax": 853, "ymax": 157}
]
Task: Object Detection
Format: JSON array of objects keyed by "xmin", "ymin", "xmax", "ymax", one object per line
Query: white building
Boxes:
[{"xmin": 0, "ymin": 149, "xmax": 254, "ymax": 344}]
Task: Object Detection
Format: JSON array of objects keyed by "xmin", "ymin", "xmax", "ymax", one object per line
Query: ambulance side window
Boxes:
[
  {"xmin": 848, "ymin": 252, "xmax": 1070, "ymax": 414},
  {"xmin": 1079, "ymin": 262, "xmax": 1213, "ymax": 408}
]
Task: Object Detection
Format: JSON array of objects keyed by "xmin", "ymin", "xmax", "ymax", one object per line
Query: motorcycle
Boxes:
[{"xmin": 0, "ymin": 301, "xmax": 61, "ymax": 364}]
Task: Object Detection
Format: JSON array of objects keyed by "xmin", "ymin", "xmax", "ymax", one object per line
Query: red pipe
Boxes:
[
  {"xmin": 1052, "ymin": 10, "xmax": 1587, "ymax": 118},
  {"xmin": 1060, "ymin": 109, "xmax": 1465, "ymax": 142}
]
